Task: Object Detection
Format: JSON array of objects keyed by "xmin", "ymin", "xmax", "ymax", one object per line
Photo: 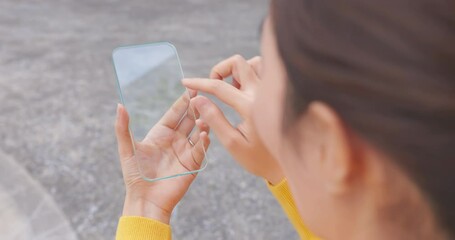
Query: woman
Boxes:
[{"xmin": 115, "ymin": 0, "xmax": 455, "ymax": 239}]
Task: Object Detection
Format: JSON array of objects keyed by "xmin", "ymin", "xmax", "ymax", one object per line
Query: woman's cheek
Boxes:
[{"xmin": 252, "ymin": 78, "xmax": 284, "ymax": 159}]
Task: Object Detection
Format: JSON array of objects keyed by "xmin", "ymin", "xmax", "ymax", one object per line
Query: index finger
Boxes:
[
  {"xmin": 158, "ymin": 90, "xmax": 194, "ymax": 129},
  {"xmin": 182, "ymin": 78, "xmax": 250, "ymax": 117},
  {"xmin": 209, "ymin": 55, "xmax": 258, "ymax": 88}
]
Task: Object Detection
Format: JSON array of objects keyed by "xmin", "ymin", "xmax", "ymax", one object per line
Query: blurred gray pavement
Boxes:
[
  {"xmin": 0, "ymin": 150, "xmax": 77, "ymax": 240},
  {"xmin": 0, "ymin": 0, "xmax": 298, "ymax": 239}
]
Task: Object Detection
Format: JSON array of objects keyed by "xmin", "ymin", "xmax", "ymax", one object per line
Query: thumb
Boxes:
[
  {"xmin": 115, "ymin": 104, "xmax": 134, "ymax": 160},
  {"xmin": 191, "ymin": 96, "xmax": 245, "ymax": 150}
]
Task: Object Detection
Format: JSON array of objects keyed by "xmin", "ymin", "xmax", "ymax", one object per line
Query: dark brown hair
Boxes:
[{"xmin": 271, "ymin": 0, "xmax": 455, "ymax": 236}]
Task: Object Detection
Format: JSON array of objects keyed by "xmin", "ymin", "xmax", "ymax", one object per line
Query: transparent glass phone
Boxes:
[{"xmin": 112, "ymin": 42, "xmax": 207, "ymax": 182}]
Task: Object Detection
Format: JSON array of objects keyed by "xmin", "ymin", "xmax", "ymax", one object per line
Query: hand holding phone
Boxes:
[{"xmin": 112, "ymin": 42, "xmax": 209, "ymax": 182}]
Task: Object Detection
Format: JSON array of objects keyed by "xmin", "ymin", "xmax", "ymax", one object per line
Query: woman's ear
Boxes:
[{"xmin": 303, "ymin": 101, "xmax": 360, "ymax": 195}]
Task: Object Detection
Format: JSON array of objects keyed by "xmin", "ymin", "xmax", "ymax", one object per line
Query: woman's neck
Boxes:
[{"xmin": 352, "ymin": 158, "xmax": 447, "ymax": 240}]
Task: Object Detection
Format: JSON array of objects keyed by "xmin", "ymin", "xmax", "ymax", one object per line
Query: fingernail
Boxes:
[
  {"xmin": 117, "ymin": 103, "xmax": 122, "ymax": 117},
  {"xmin": 188, "ymin": 89, "xmax": 197, "ymax": 97}
]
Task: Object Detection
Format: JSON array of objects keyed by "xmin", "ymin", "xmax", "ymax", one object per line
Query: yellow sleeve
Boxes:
[
  {"xmin": 116, "ymin": 216, "xmax": 172, "ymax": 240},
  {"xmin": 115, "ymin": 180, "xmax": 318, "ymax": 240},
  {"xmin": 267, "ymin": 178, "xmax": 321, "ymax": 240}
]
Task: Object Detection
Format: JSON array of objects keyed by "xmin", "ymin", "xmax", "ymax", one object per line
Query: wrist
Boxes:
[{"xmin": 122, "ymin": 195, "xmax": 172, "ymax": 224}]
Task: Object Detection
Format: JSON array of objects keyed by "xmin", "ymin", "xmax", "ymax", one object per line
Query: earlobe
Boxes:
[{"xmin": 306, "ymin": 101, "xmax": 355, "ymax": 195}]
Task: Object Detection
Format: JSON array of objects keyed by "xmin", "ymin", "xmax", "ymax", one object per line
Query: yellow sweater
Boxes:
[{"xmin": 116, "ymin": 179, "xmax": 320, "ymax": 240}]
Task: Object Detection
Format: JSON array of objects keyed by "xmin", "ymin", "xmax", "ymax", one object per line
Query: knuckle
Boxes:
[
  {"xmin": 209, "ymin": 80, "xmax": 223, "ymax": 93},
  {"xmin": 224, "ymin": 134, "xmax": 238, "ymax": 149},
  {"xmin": 249, "ymin": 56, "xmax": 260, "ymax": 62},
  {"xmin": 224, "ymin": 131, "xmax": 240, "ymax": 149},
  {"xmin": 210, "ymin": 66, "xmax": 219, "ymax": 78},
  {"xmin": 204, "ymin": 105, "xmax": 218, "ymax": 119},
  {"xmin": 170, "ymin": 103, "xmax": 180, "ymax": 115},
  {"xmin": 249, "ymin": 56, "xmax": 261, "ymax": 65},
  {"xmin": 232, "ymin": 54, "xmax": 244, "ymax": 63},
  {"xmin": 181, "ymin": 93, "xmax": 190, "ymax": 104}
]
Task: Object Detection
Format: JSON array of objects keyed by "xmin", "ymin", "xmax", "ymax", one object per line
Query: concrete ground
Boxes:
[{"xmin": 0, "ymin": 0, "xmax": 298, "ymax": 239}]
